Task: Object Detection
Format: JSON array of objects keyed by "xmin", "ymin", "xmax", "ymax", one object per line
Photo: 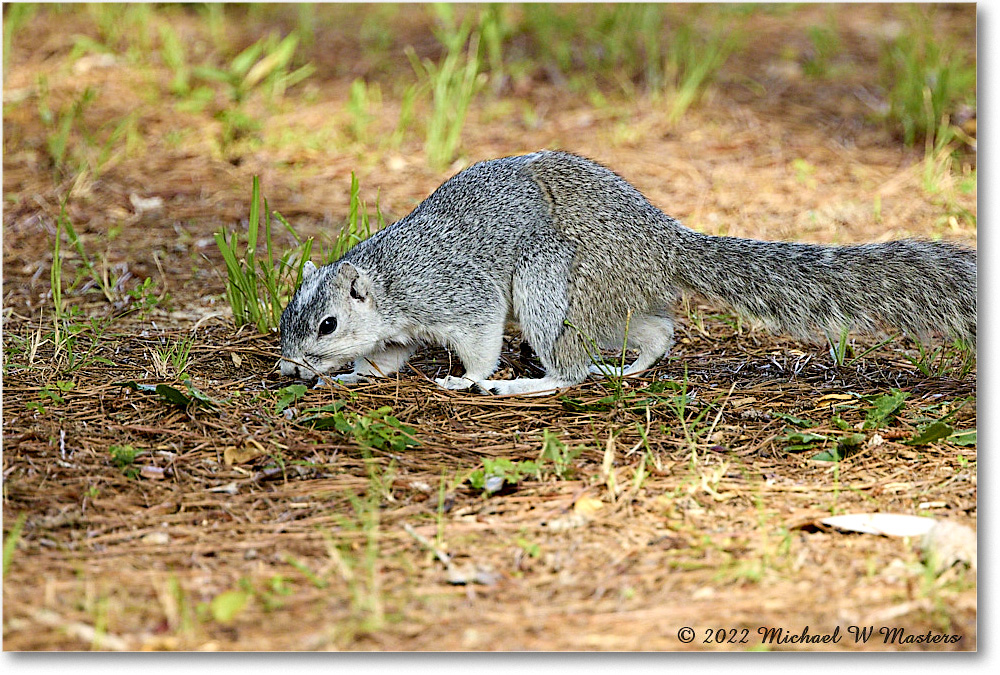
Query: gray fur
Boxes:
[{"xmin": 279, "ymin": 151, "xmax": 976, "ymax": 395}]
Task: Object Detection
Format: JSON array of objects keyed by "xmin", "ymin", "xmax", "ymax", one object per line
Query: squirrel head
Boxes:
[{"xmin": 279, "ymin": 260, "xmax": 386, "ymax": 379}]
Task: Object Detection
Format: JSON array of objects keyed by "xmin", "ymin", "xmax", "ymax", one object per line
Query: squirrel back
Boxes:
[{"xmin": 280, "ymin": 151, "xmax": 976, "ymax": 394}]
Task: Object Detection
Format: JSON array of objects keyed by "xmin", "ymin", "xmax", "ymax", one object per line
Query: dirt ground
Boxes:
[{"xmin": 2, "ymin": 4, "xmax": 977, "ymax": 651}]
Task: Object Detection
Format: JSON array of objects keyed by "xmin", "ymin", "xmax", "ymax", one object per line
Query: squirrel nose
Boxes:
[{"xmin": 279, "ymin": 359, "xmax": 301, "ymax": 379}]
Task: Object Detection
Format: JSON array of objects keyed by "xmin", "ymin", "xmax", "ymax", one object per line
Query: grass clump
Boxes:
[
  {"xmin": 3, "ymin": 513, "xmax": 28, "ymax": 577},
  {"xmin": 322, "ymin": 172, "xmax": 385, "ymax": 264},
  {"xmin": 3, "ymin": 3, "xmax": 37, "ymax": 76},
  {"xmin": 519, "ymin": 4, "xmax": 739, "ymax": 119},
  {"xmin": 183, "ymin": 29, "xmax": 315, "ymax": 156},
  {"xmin": 408, "ymin": 3, "xmax": 488, "ymax": 169},
  {"xmin": 216, "ymin": 171, "xmax": 384, "ymax": 333},
  {"xmin": 662, "ymin": 19, "xmax": 740, "ymax": 123},
  {"xmin": 215, "ymin": 176, "xmax": 313, "ymax": 333},
  {"xmin": 879, "ymin": 9, "xmax": 975, "ymax": 147}
]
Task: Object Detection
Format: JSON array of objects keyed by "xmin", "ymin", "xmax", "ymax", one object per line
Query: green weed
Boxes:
[
  {"xmin": 389, "ymin": 81, "xmax": 420, "ymax": 148},
  {"xmin": 3, "ymin": 3, "xmax": 37, "ymax": 76},
  {"xmin": 347, "ymin": 78, "xmax": 379, "ymax": 145},
  {"xmin": 664, "ymin": 368, "xmax": 711, "ymax": 463},
  {"xmin": 479, "ymin": 3, "xmax": 515, "ymax": 92},
  {"xmin": 47, "ymin": 200, "xmax": 129, "ymax": 370},
  {"xmin": 203, "ymin": 587, "xmax": 251, "ymax": 624},
  {"xmin": 538, "ymin": 428, "xmax": 582, "ymax": 480},
  {"xmin": 468, "ymin": 429, "xmax": 582, "ymax": 496},
  {"xmin": 187, "ymin": 30, "xmax": 314, "ymax": 155},
  {"xmin": 664, "ymin": 20, "xmax": 739, "ymax": 123},
  {"xmin": 919, "ymin": 118, "xmax": 977, "ymax": 231},
  {"xmin": 879, "ymin": 8, "xmax": 976, "ymax": 147},
  {"xmin": 47, "ymin": 193, "xmax": 163, "ymax": 371},
  {"xmin": 904, "ymin": 340, "xmax": 976, "ymax": 379},
  {"xmin": 792, "ymin": 158, "xmax": 818, "ymax": 189},
  {"xmin": 2, "ymin": 513, "xmax": 27, "ymax": 577},
  {"xmin": 214, "ymin": 175, "xmax": 314, "ymax": 333},
  {"xmin": 109, "ymin": 444, "xmax": 142, "ymax": 478},
  {"xmin": 274, "ymin": 383, "xmax": 308, "ymax": 415},
  {"xmin": 586, "ymin": 4, "xmax": 666, "ymax": 95},
  {"xmin": 36, "ymin": 80, "xmax": 96, "ymax": 177},
  {"xmin": 468, "ymin": 457, "xmax": 540, "ymax": 495},
  {"xmin": 35, "ymin": 80, "xmax": 139, "ymax": 179},
  {"xmin": 826, "ymin": 326, "xmax": 850, "ymax": 367},
  {"xmin": 408, "ymin": 4, "xmax": 488, "ymax": 169},
  {"xmin": 50, "ymin": 197, "xmax": 67, "ymax": 350},
  {"xmin": 323, "ymin": 492, "xmax": 386, "ymax": 635},
  {"xmin": 158, "ymin": 24, "xmax": 191, "ymax": 97},
  {"xmin": 282, "ymin": 555, "xmax": 327, "ymax": 590},
  {"xmin": 298, "ymin": 402, "xmax": 421, "ymax": 455},
  {"xmin": 322, "ymin": 172, "xmax": 384, "ymax": 264},
  {"xmin": 86, "ymin": 3, "xmax": 154, "ymax": 56},
  {"xmin": 118, "ymin": 377, "xmax": 219, "ymax": 411},
  {"xmin": 521, "ymin": 4, "xmax": 576, "ymax": 76},
  {"xmin": 802, "ymin": 24, "xmax": 842, "ymax": 79},
  {"xmin": 198, "ymin": 3, "xmax": 229, "ymax": 55},
  {"xmin": 862, "ymin": 389, "xmax": 909, "ymax": 429},
  {"xmin": 57, "ymin": 200, "xmax": 115, "ymax": 304},
  {"xmin": 193, "ymin": 31, "xmax": 315, "ymax": 105},
  {"xmin": 150, "ymin": 333, "xmax": 195, "ymax": 378}
]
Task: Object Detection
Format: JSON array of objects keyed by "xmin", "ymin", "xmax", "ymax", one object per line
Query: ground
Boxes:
[{"xmin": 2, "ymin": 4, "xmax": 977, "ymax": 651}]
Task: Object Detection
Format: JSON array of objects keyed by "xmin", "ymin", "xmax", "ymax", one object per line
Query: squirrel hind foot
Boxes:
[
  {"xmin": 480, "ymin": 376, "xmax": 578, "ymax": 396},
  {"xmin": 435, "ymin": 375, "xmax": 479, "ymax": 391}
]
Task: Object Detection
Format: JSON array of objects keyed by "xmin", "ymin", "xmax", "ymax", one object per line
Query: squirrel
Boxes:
[{"xmin": 279, "ymin": 150, "xmax": 976, "ymax": 395}]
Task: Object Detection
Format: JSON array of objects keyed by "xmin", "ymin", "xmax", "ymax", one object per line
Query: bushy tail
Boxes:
[{"xmin": 674, "ymin": 233, "xmax": 976, "ymax": 348}]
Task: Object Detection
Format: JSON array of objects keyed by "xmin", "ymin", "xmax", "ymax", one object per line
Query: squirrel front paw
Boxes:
[{"xmin": 314, "ymin": 373, "xmax": 368, "ymax": 388}]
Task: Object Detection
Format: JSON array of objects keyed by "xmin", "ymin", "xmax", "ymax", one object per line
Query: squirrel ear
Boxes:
[
  {"xmin": 302, "ymin": 260, "xmax": 317, "ymax": 280},
  {"xmin": 337, "ymin": 262, "xmax": 372, "ymax": 302}
]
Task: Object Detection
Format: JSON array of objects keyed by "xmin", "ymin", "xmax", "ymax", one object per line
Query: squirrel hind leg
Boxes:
[
  {"xmin": 476, "ymin": 316, "xmax": 590, "ymax": 396},
  {"xmin": 588, "ymin": 312, "xmax": 675, "ymax": 378},
  {"xmin": 624, "ymin": 312, "xmax": 675, "ymax": 374}
]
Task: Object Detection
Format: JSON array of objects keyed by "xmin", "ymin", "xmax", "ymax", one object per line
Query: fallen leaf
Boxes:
[
  {"xmin": 820, "ymin": 513, "xmax": 936, "ymax": 538},
  {"xmin": 208, "ymin": 482, "xmax": 240, "ymax": 495},
  {"xmin": 224, "ymin": 440, "xmax": 266, "ymax": 465},
  {"xmin": 906, "ymin": 421, "xmax": 954, "ymax": 446},
  {"xmin": 129, "ymin": 193, "xmax": 164, "ymax": 213},
  {"xmin": 815, "ymin": 393, "xmax": 854, "ymax": 406},
  {"xmin": 573, "ymin": 496, "xmax": 604, "ymax": 518}
]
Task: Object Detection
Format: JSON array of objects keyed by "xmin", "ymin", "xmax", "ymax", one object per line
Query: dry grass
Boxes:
[{"xmin": 2, "ymin": 3, "xmax": 976, "ymax": 651}]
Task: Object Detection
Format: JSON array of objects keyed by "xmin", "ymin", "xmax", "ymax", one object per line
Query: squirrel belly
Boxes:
[{"xmin": 278, "ymin": 150, "xmax": 976, "ymax": 395}]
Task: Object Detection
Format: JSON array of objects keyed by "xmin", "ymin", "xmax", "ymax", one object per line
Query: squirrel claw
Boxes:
[{"xmin": 470, "ymin": 382, "xmax": 496, "ymax": 396}]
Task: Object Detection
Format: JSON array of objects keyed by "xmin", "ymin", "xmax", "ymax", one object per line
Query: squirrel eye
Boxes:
[{"xmin": 318, "ymin": 317, "xmax": 338, "ymax": 336}]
